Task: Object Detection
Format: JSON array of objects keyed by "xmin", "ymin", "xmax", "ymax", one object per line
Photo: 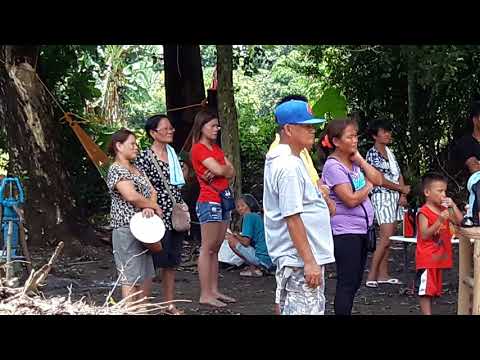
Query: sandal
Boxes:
[
  {"xmin": 199, "ymin": 298, "xmax": 227, "ymax": 307},
  {"xmin": 165, "ymin": 304, "xmax": 184, "ymax": 315},
  {"xmin": 365, "ymin": 280, "xmax": 379, "ymax": 288}
]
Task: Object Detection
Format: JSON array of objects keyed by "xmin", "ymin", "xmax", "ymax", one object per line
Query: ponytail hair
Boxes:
[
  {"xmin": 107, "ymin": 128, "xmax": 135, "ymax": 157},
  {"xmin": 319, "ymin": 117, "xmax": 358, "ymax": 155}
]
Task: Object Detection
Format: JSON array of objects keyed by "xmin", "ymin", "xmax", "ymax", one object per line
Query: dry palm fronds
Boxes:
[{"xmin": 0, "ymin": 241, "xmax": 191, "ymax": 315}]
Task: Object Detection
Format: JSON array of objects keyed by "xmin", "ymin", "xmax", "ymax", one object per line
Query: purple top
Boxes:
[{"xmin": 322, "ymin": 157, "xmax": 374, "ymax": 235}]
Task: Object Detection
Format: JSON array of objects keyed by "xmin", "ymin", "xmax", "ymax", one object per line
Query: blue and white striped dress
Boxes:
[{"xmin": 366, "ymin": 147, "xmax": 404, "ymax": 225}]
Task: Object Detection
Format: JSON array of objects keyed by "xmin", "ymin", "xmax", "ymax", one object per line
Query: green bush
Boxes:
[{"xmin": 238, "ymin": 105, "xmax": 276, "ymax": 201}]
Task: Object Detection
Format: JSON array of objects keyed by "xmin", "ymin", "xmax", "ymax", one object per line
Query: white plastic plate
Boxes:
[{"xmin": 129, "ymin": 212, "xmax": 165, "ymax": 243}]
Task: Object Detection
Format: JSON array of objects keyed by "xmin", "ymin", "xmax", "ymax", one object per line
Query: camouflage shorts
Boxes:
[{"xmin": 275, "ymin": 266, "xmax": 325, "ymax": 315}]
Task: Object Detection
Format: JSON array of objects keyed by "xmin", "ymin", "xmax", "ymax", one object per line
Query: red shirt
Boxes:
[
  {"xmin": 191, "ymin": 143, "xmax": 229, "ymax": 203},
  {"xmin": 415, "ymin": 204, "xmax": 453, "ymax": 269}
]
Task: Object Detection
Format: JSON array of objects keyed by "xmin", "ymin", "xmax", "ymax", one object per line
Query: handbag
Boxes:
[
  {"xmin": 208, "ymin": 182, "xmax": 236, "ymax": 212},
  {"xmin": 347, "ymin": 173, "xmax": 377, "ymax": 253},
  {"xmin": 149, "ymin": 149, "xmax": 191, "ymax": 232}
]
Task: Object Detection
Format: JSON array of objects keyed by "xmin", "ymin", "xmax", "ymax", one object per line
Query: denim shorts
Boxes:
[{"xmin": 196, "ymin": 201, "xmax": 231, "ymax": 224}]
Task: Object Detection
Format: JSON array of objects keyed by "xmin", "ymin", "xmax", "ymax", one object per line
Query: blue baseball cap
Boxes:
[{"xmin": 274, "ymin": 100, "xmax": 326, "ymax": 126}]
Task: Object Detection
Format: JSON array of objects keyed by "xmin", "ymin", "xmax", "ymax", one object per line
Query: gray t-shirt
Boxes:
[{"xmin": 263, "ymin": 144, "xmax": 335, "ymax": 270}]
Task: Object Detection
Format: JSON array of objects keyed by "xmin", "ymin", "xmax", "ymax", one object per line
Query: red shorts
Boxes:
[{"xmin": 415, "ymin": 268, "xmax": 443, "ymax": 297}]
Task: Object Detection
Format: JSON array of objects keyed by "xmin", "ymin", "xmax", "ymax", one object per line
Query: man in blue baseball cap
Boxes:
[
  {"xmin": 269, "ymin": 96, "xmax": 323, "ymax": 184},
  {"xmin": 274, "ymin": 98, "xmax": 325, "ymax": 126},
  {"xmin": 263, "ymin": 97, "xmax": 335, "ymax": 315}
]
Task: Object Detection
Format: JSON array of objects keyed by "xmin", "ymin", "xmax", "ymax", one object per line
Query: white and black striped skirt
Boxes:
[{"xmin": 370, "ymin": 191, "xmax": 404, "ymax": 225}]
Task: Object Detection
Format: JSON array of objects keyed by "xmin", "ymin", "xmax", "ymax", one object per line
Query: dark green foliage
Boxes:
[
  {"xmin": 38, "ymin": 46, "xmax": 108, "ymax": 218},
  {"xmin": 294, "ymin": 45, "xmax": 480, "ymax": 205}
]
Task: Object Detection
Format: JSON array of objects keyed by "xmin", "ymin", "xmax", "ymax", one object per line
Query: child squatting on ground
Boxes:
[{"xmin": 415, "ymin": 173, "xmax": 463, "ymax": 315}]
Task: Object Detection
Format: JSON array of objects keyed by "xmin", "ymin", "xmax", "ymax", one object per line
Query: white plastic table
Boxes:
[
  {"xmin": 389, "ymin": 236, "xmax": 460, "ymax": 276},
  {"xmin": 390, "ymin": 236, "xmax": 460, "ymax": 244}
]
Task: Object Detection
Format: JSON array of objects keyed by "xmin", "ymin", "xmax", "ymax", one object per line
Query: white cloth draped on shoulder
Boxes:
[{"xmin": 385, "ymin": 146, "xmax": 400, "ymax": 181}]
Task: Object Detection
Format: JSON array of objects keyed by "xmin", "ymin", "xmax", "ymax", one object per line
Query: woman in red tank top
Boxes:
[{"xmin": 191, "ymin": 110, "xmax": 236, "ymax": 307}]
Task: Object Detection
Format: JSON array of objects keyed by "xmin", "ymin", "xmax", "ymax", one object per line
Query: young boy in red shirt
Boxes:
[{"xmin": 416, "ymin": 173, "xmax": 463, "ymax": 315}]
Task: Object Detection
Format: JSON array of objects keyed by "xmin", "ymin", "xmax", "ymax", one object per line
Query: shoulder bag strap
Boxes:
[
  {"xmin": 148, "ymin": 149, "xmax": 178, "ymax": 206},
  {"xmin": 347, "ymin": 173, "xmax": 370, "ymax": 228}
]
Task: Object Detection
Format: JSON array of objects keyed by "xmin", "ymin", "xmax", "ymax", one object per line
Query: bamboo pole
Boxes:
[
  {"xmin": 473, "ymin": 239, "xmax": 480, "ymax": 315},
  {"xmin": 457, "ymin": 230, "xmax": 474, "ymax": 315}
]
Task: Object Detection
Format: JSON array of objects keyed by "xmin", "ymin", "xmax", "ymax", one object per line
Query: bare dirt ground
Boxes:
[{"xmin": 22, "ymin": 236, "xmax": 459, "ymax": 315}]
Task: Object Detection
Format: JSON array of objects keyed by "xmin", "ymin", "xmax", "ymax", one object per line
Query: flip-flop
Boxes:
[
  {"xmin": 199, "ymin": 299, "xmax": 227, "ymax": 308},
  {"xmin": 216, "ymin": 294, "xmax": 237, "ymax": 303},
  {"xmin": 377, "ymin": 278, "xmax": 403, "ymax": 285},
  {"xmin": 365, "ymin": 281, "xmax": 379, "ymax": 288}
]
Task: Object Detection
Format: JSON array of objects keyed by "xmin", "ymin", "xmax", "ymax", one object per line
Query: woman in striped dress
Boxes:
[{"xmin": 365, "ymin": 119, "xmax": 411, "ymax": 288}]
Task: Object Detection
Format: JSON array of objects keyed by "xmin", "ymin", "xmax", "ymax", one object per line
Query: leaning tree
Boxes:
[{"xmin": 0, "ymin": 45, "xmax": 96, "ymax": 252}]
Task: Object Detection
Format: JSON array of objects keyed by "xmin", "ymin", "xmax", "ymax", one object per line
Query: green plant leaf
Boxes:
[{"xmin": 312, "ymin": 87, "xmax": 347, "ymax": 119}]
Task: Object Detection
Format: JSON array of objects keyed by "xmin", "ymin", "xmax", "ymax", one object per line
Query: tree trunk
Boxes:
[
  {"xmin": 216, "ymin": 45, "xmax": 242, "ymax": 198},
  {"xmin": 163, "ymin": 45, "xmax": 206, "ymax": 152},
  {"xmin": 0, "ymin": 46, "xmax": 94, "ymax": 253},
  {"xmin": 389, "ymin": 46, "xmax": 410, "ymax": 178},
  {"xmin": 406, "ymin": 45, "xmax": 419, "ymax": 177}
]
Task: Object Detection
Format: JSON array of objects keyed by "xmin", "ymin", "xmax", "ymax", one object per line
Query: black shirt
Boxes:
[
  {"xmin": 134, "ymin": 150, "xmax": 184, "ymax": 231},
  {"xmin": 453, "ymin": 134, "xmax": 480, "ymax": 172}
]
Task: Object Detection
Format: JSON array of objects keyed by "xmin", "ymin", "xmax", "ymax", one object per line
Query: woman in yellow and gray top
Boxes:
[{"xmin": 269, "ymin": 132, "xmax": 320, "ymax": 186}]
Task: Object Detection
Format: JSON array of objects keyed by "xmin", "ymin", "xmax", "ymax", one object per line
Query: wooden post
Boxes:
[
  {"xmin": 458, "ymin": 231, "xmax": 473, "ymax": 315},
  {"xmin": 473, "ymin": 239, "xmax": 480, "ymax": 315},
  {"xmin": 18, "ymin": 222, "xmax": 32, "ymax": 274}
]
